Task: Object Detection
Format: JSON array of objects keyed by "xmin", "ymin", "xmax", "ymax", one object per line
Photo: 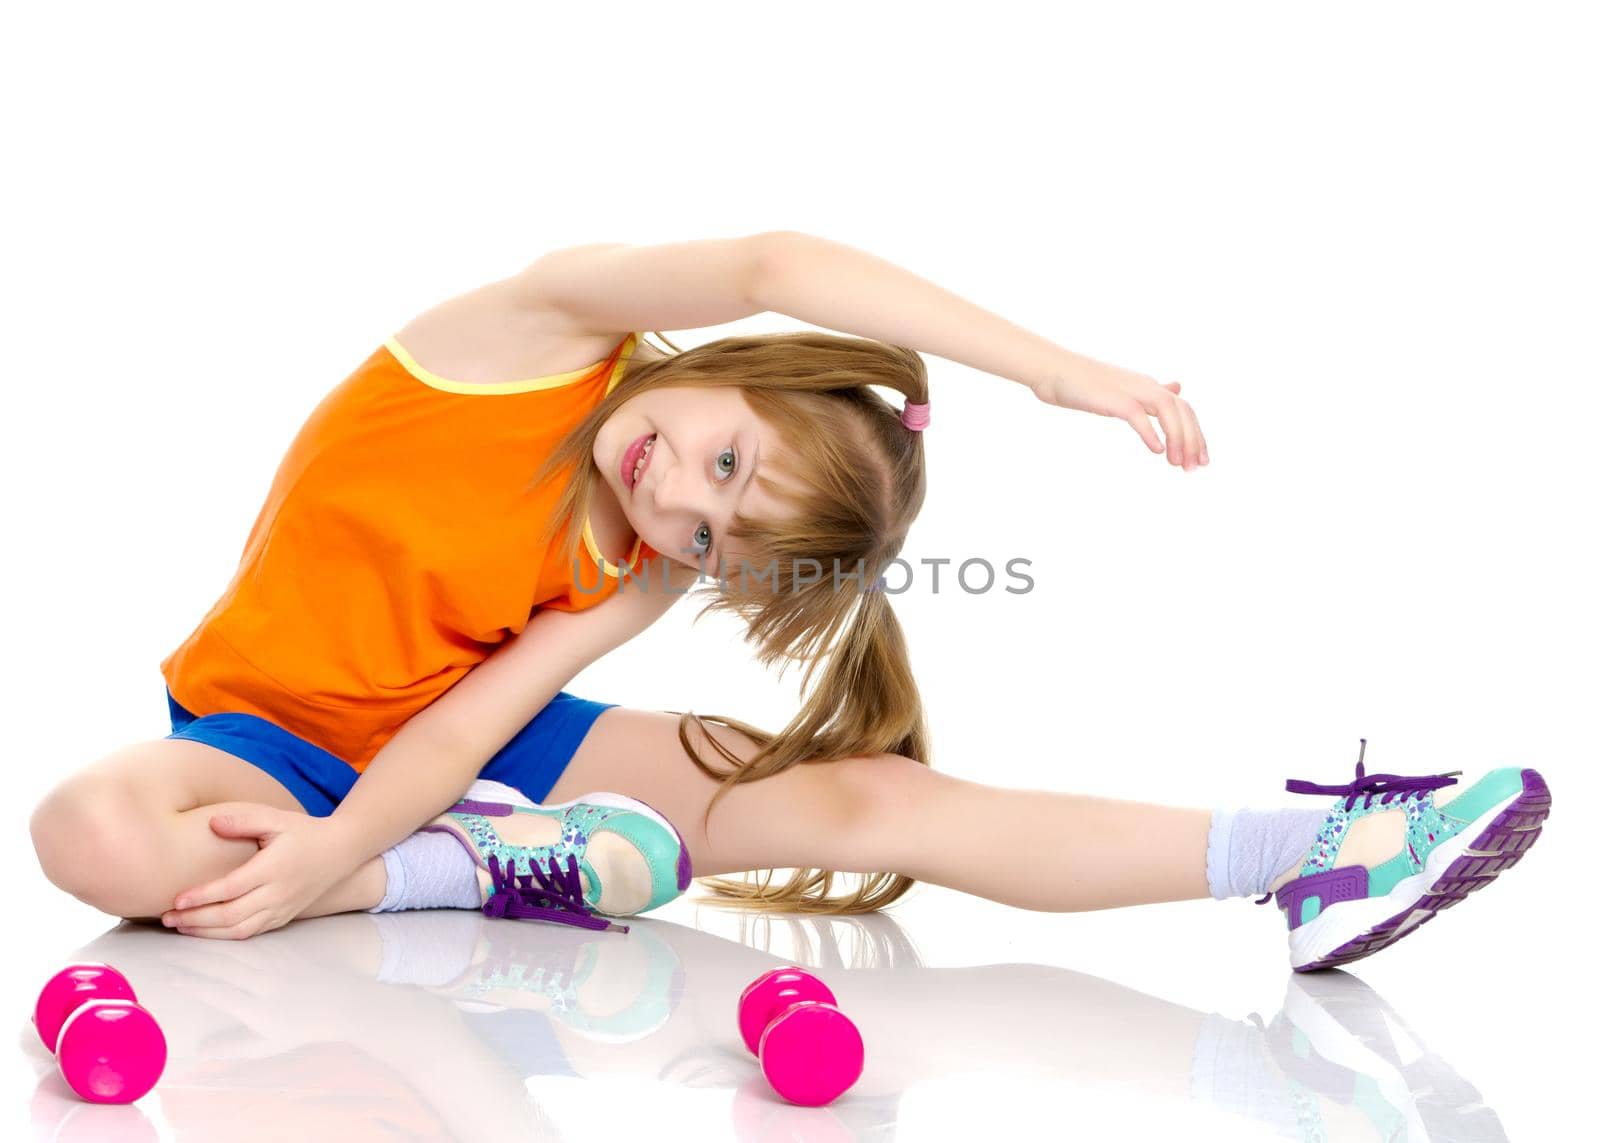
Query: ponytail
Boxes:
[{"xmin": 683, "ymin": 585, "xmax": 931, "ymax": 916}]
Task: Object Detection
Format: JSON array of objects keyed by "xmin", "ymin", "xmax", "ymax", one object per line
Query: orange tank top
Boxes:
[{"xmin": 160, "ymin": 331, "xmax": 657, "ymax": 770}]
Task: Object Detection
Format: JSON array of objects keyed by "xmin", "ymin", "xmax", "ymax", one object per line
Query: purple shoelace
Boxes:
[
  {"xmin": 481, "ymin": 851, "xmax": 630, "ymax": 934},
  {"xmin": 1255, "ymin": 738, "xmax": 1462, "ymax": 905}
]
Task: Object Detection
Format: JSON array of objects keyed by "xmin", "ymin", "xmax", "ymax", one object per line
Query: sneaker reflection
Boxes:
[
  {"xmin": 1204, "ymin": 971, "xmax": 1512, "ymax": 1142},
  {"xmin": 30, "ymin": 911, "xmax": 1507, "ymax": 1142}
]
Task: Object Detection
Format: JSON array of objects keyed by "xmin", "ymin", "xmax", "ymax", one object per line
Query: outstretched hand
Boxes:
[
  {"xmin": 162, "ymin": 805, "xmax": 361, "ymax": 940},
  {"xmin": 1030, "ymin": 353, "xmax": 1209, "ymax": 470}
]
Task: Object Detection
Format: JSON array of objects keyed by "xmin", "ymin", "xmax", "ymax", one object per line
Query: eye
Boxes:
[{"xmin": 692, "ymin": 447, "xmax": 737, "ymax": 559}]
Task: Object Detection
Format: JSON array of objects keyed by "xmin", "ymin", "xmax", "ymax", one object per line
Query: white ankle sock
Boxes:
[
  {"xmin": 369, "ymin": 831, "xmax": 482, "ymax": 913},
  {"xmin": 1206, "ymin": 807, "xmax": 1326, "ymax": 899}
]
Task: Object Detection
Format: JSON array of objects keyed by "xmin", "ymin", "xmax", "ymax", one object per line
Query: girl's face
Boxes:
[{"xmin": 593, "ymin": 385, "xmax": 794, "ymax": 571}]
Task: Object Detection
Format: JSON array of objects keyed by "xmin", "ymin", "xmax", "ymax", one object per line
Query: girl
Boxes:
[{"xmin": 29, "ymin": 232, "xmax": 1550, "ymax": 971}]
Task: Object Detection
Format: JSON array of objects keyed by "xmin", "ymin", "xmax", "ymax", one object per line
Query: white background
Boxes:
[{"xmin": 3, "ymin": 2, "xmax": 1593, "ymax": 1139}]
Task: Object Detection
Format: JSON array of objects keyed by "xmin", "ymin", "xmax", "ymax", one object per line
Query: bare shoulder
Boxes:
[{"xmin": 391, "ymin": 270, "xmax": 632, "ymax": 387}]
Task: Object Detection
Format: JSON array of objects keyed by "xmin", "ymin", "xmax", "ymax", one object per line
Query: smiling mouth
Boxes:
[{"xmin": 629, "ymin": 433, "xmax": 657, "ymax": 491}]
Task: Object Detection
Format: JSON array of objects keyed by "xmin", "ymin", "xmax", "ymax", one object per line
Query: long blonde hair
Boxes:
[{"xmin": 529, "ymin": 329, "xmax": 931, "ymax": 915}]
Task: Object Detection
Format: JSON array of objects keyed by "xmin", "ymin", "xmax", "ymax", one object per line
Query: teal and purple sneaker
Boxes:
[
  {"xmin": 422, "ymin": 793, "xmax": 694, "ymax": 935},
  {"xmin": 1263, "ymin": 740, "xmax": 1551, "ymax": 972}
]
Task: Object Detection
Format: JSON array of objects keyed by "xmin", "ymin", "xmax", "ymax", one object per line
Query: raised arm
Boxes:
[{"xmin": 516, "ymin": 231, "xmax": 1207, "ymax": 469}]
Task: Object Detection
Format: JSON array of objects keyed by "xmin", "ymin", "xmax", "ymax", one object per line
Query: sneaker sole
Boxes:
[{"xmin": 1289, "ymin": 768, "xmax": 1551, "ymax": 972}]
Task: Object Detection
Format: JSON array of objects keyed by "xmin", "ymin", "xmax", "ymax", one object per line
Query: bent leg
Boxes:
[{"xmin": 31, "ymin": 738, "xmax": 385, "ymax": 921}]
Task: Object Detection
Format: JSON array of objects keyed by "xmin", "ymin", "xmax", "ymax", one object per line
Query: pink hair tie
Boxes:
[{"xmin": 900, "ymin": 400, "xmax": 930, "ymax": 431}]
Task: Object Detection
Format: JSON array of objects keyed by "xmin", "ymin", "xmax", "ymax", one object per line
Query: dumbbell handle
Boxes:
[
  {"xmin": 748, "ymin": 987, "xmax": 837, "ymax": 1029},
  {"xmin": 56, "ymin": 998, "xmax": 139, "ymax": 1053}
]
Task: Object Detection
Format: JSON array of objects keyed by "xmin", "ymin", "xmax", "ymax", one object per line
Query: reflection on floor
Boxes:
[{"xmin": 22, "ymin": 905, "xmax": 1509, "ymax": 1142}]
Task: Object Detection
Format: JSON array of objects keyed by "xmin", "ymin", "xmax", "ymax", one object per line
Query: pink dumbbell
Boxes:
[
  {"xmin": 33, "ymin": 963, "xmax": 167, "ymax": 1104},
  {"xmin": 738, "ymin": 966, "xmax": 864, "ymax": 1107}
]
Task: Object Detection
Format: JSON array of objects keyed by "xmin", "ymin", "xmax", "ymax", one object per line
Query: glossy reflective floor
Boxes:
[{"xmin": 9, "ymin": 877, "xmax": 1570, "ymax": 1142}]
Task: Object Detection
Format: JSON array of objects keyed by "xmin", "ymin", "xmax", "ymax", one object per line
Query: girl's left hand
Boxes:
[
  {"xmin": 161, "ymin": 806, "xmax": 360, "ymax": 939},
  {"xmin": 1031, "ymin": 353, "xmax": 1209, "ymax": 470}
]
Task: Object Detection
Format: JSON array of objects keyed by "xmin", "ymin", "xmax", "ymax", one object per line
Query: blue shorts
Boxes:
[{"xmin": 164, "ymin": 687, "xmax": 617, "ymax": 817}]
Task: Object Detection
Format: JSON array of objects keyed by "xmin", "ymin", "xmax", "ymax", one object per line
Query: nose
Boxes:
[{"xmin": 652, "ymin": 457, "xmax": 705, "ymax": 516}]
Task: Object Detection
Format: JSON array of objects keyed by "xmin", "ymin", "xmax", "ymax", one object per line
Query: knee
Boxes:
[
  {"xmin": 848, "ymin": 753, "xmax": 932, "ymax": 813},
  {"xmin": 31, "ymin": 776, "xmax": 169, "ymax": 919}
]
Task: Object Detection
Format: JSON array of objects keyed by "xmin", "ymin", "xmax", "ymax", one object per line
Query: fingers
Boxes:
[
  {"xmin": 208, "ymin": 805, "xmax": 291, "ymax": 841},
  {"xmin": 1144, "ymin": 392, "xmax": 1187, "ymax": 466},
  {"xmin": 1124, "ymin": 401, "xmax": 1165, "ymax": 453},
  {"xmin": 1172, "ymin": 391, "xmax": 1208, "ymax": 467},
  {"xmin": 1140, "ymin": 388, "xmax": 1209, "ymax": 470},
  {"xmin": 1173, "ymin": 396, "xmax": 1196, "ymax": 469},
  {"xmin": 1095, "ymin": 374, "xmax": 1213, "ymax": 468},
  {"xmin": 174, "ymin": 909, "xmax": 277, "ymax": 941},
  {"xmin": 162, "ymin": 884, "xmax": 270, "ymax": 931},
  {"xmin": 172, "ymin": 851, "xmax": 269, "ymax": 910}
]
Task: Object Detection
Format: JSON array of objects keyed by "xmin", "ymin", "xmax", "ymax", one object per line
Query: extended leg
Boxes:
[
  {"xmin": 859, "ymin": 757, "xmax": 1214, "ymax": 911},
  {"xmin": 542, "ymin": 707, "xmax": 1213, "ymax": 911}
]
